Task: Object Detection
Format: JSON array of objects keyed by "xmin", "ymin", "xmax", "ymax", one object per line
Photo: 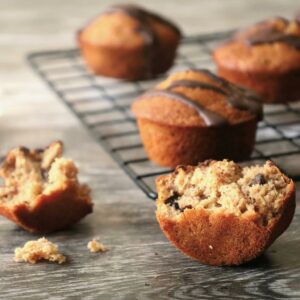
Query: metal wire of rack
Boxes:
[{"xmin": 27, "ymin": 31, "xmax": 300, "ymax": 200}]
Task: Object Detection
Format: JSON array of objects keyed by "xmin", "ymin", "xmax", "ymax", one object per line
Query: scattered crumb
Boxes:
[
  {"xmin": 145, "ymin": 283, "xmax": 150, "ymax": 286},
  {"xmin": 209, "ymin": 245, "xmax": 213, "ymax": 250},
  {"xmin": 87, "ymin": 239, "xmax": 107, "ymax": 253},
  {"xmin": 14, "ymin": 237, "xmax": 66, "ymax": 264}
]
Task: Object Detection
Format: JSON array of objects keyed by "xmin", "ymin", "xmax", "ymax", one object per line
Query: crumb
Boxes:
[
  {"xmin": 14, "ymin": 237, "xmax": 66, "ymax": 264},
  {"xmin": 145, "ymin": 283, "xmax": 150, "ymax": 286},
  {"xmin": 87, "ymin": 239, "xmax": 106, "ymax": 253},
  {"xmin": 209, "ymin": 245, "xmax": 213, "ymax": 250}
]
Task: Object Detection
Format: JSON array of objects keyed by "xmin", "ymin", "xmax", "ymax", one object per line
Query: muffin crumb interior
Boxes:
[
  {"xmin": 0, "ymin": 141, "xmax": 89, "ymax": 209},
  {"xmin": 157, "ymin": 160, "xmax": 291, "ymax": 225}
]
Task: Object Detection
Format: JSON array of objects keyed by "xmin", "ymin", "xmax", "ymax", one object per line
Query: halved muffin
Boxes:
[
  {"xmin": 0, "ymin": 141, "xmax": 92, "ymax": 233},
  {"xmin": 156, "ymin": 160, "xmax": 295, "ymax": 266}
]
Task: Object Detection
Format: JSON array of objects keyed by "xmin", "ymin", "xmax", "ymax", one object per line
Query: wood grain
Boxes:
[{"xmin": 0, "ymin": 0, "xmax": 300, "ymax": 299}]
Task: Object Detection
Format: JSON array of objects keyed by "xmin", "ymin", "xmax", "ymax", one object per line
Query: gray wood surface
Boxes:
[{"xmin": 0, "ymin": 0, "xmax": 300, "ymax": 299}]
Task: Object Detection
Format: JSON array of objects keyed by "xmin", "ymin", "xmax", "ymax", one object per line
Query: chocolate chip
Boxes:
[
  {"xmin": 165, "ymin": 192, "xmax": 184, "ymax": 211},
  {"xmin": 180, "ymin": 205, "xmax": 192, "ymax": 212},
  {"xmin": 164, "ymin": 192, "xmax": 180, "ymax": 206},
  {"xmin": 174, "ymin": 202, "xmax": 180, "ymax": 210},
  {"xmin": 250, "ymin": 173, "xmax": 267, "ymax": 186}
]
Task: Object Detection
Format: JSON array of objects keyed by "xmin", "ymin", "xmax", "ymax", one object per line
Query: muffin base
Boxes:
[
  {"xmin": 156, "ymin": 180, "xmax": 295, "ymax": 266},
  {"xmin": 137, "ymin": 118, "xmax": 258, "ymax": 168},
  {"xmin": 78, "ymin": 34, "xmax": 178, "ymax": 80},
  {"xmin": 217, "ymin": 66, "xmax": 300, "ymax": 104},
  {"xmin": 0, "ymin": 186, "xmax": 92, "ymax": 233}
]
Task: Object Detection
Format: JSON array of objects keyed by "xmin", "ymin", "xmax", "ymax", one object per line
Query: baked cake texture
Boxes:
[
  {"xmin": 14, "ymin": 238, "xmax": 66, "ymax": 264},
  {"xmin": 156, "ymin": 160, "xmax": 295, "ymax": 266},
  {"xmin": 78, "ymin": 4, "xmax": 181, "ymax": 80},
  {"xmin": 213, "ymin": 17, "xmax": 300, "ymax": 103},
  {"xmin": 132, "ymin": 69, "xmax": 262, "ymax": 167},
  {"xmin": 0, "ymin": 141, "xmax": 92, "ymax": 233}
]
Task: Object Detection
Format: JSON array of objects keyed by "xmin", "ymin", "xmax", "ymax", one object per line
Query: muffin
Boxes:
[
  {"xmin": 78, "ymin": 4, "xmax": 181, "ymax": 80},
  {"xmin": 131, "ymin": 69, "xmax": 262, "ymax": 168},
  {"xmin": 156, "ymin": 160, "xmax": 296, "ymax": 266},
  {"xmin": 0, "ymin": 141, "xmax": 93, "ymax": 233},
  {"xmin": 213, "ymin": 17, "xmax": 300, "ymax": 103}
]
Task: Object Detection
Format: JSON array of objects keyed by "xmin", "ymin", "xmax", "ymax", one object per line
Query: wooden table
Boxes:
[{"xmin": 0, "ymin": 0, "xmax": 299, "ymax": 298}]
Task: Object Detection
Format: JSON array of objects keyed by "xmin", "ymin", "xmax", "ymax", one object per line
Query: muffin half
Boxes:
[
  {"xmin": 213, "ymin": 17, "xmax": 300, "ymax": 103},
  {"xmin": 131, "ymin": 69, "xmax": 262, "ymax": 167},
  {"xmin": 0, "ymin": 141, "xmax": 92, "ymax": 233},
  {"xmin": 156, "ymin": 160, "xmax": 295, "ymax": 266},
  {"xmin": 78, "ymin": 4, "xmax": 181, "ymax": 80}
]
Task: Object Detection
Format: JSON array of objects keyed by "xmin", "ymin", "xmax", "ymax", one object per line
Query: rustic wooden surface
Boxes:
[{"xmin": 0, "ymin": 0, "xmax": 300, "ymax": 299}]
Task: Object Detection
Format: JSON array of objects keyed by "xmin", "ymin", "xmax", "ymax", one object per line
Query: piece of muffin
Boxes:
[
  {"xmin": 14, "ymin": 237, "xmax": 66, "ymax": 264},
  {"xmin": 87, "ymin": 239, "xmax": 107, "ymax": 253},
  {"xmin": 131, "ymin": 69, "xmax": 262, "ymax": 167},
  {"xmin": 0, "ymin": 141, "xmax": 92, "ymax": 233},
  {"xmin": 78, "ymin": 4, "xmax": 181, "ymax": 80},
  {"xmin": 156, "ymin": 160, "xmax": 295, "ymax": 266},
  {"xmin": 213, "ymin": 17, "xmax": 300, "ymax": 103}
]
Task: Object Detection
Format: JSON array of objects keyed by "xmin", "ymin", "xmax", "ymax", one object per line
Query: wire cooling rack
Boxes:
[{"xmin": 27, "ymin": 31, "xmax": 300, "ymax": 199}]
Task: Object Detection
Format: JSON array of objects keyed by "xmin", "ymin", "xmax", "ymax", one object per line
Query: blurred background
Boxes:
[
  {"xmin": 1, "ymin": 0, "xmax": 300, "ymax": 81},
  {"xmin": 0, "ymin": 0, "xmax": 299, "ymax": 149}
]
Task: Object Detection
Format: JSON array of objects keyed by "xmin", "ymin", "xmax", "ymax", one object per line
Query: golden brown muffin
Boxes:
[
  {"xmin": 131, "ymin": 69, "xmax": 262, "ymax": 168},
  {"xmin": 213, "ymin": 17, "xmax": 300, "ymax": 103},
  {"xmin": 0, "ymin": 141, "xmax": 93, "ymax": 233},
  {"xmin": 78, "ymin": 4, "xmax": 181, "ymax": 80},
  {"xmin": 156, "ymin": 160, "xmax": 296, "ymax": 266}
]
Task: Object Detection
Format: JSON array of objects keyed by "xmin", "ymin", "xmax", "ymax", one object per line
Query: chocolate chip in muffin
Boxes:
[
  {"xmin": 165, "ymin": 192, "xmax": 179, "ymax": 205},
  {"xmin": 165, "ymin": 192, "xmax": 180, "ymax": 210},
  {"xmin": 250, "ymin": 173, "xmax": 267, "ymax": 186},
  {"xmin": 164, "ymin": 193, "xmax": 193, "ymax": 212},
  {"xmin": 181, "ymin": 205, "xmax": 193, "ymax": 211}
]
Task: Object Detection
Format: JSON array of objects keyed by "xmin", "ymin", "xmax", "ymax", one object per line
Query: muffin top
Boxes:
[
  {"xmin": 213, "ymin": 17, "xmax": 300, "ymax": 73},
  {"xmin": 79, "ymin": 4, "xmax": 181, "ymax": 49},
  {"xmin": 131, "ymin": 69, "xmax": 262, "ymax": 128}
]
